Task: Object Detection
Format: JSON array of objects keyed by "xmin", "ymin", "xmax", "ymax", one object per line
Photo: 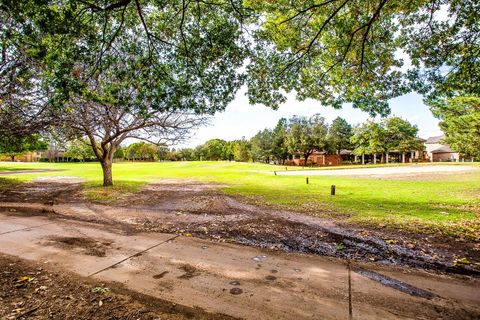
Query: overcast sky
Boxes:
[{"xmin": 178, "ymin": 88, "xmax": 443, "ymax": 148}]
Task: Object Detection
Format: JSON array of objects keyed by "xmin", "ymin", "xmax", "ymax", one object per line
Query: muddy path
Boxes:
[{"xmin": 0, "ymin": 178, "xmax": 479, "ymax": 275}]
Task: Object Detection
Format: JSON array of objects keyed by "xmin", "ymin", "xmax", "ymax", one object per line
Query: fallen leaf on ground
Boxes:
[{"xmin": 17, "ymin": 276, "xmax": 34, "ymax": 282}]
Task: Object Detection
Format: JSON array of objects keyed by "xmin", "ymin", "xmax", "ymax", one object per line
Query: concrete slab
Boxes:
[
  {"xmin": 95, "ymin": 236, "xmax": 351, "ymax": 320},
  {"xmin": 0, "ymin": 214, "xmax": 174, "ymax": 276},
  {"xmin": 0, "ymin": 210, "xmax": 55, "ymax": 234},
  {"xmin": 0, "ymin": 212, "xmax": 478, "ymax": 320}
]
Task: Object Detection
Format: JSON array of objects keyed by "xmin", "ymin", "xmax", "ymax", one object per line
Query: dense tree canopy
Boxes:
[
  {"xmin": 351, "ymin": 121, "xmax": 386, "ymax": 157},
  {"xmin": 2, "ymin": 0, "xmax": 249, "ymax": 114},
  {"xmin": 201, "ymin": 139, "xmax": 229, "ymax": 161},
  {"xmin": 3, "ymin": 0, "xmax": 479, "ymax": 121},
  {"xmin": 250, "ymin": 129, "xmax": 273, "ymax": 163},
  {"xmin": 232, "ymin": 139, "xmax": 250, "ymax": 162},
  {"xmin": 286, "ymin": 114, "xmax": 329, "ymax": 164},
  {"xmin": 384, "ymin": 117, "xmax": 423, "ymax": 153},
  {"xmin": 245, "ymin": 0, "xmax": 480, "ymax": 115},
  {"xmin": 431, "ymin": 96, "xmax": 480, "ymax": 159},
  {"xmin": 64, "ymin": 138, "xmax": 96, "ymax": 161},
  {"xmin": 271, "ymin": 118, "xmax": 290, "ymax": 164},
  {"xmin": 350, "ymin": 117, "xmax": 421, "ymax": 162},
  {"xmin": 328, "ymin": 117, "xmax": 353, "ymax": 154},
  {"xmin": 125, "ymin": 142, "xmax": 158, "ymax": 161}
]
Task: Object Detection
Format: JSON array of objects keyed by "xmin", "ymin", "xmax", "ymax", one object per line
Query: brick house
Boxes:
[
  {"xmin": 425, "ymin": 135, "xmax": 460, "ymax": 162},
  {"xmin": 292, "ymin": 150, "xmax": 342, "ymax": 166}
]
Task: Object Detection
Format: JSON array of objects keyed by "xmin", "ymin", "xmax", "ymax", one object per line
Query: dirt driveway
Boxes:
[{"xmin": 275, "ymin": 164, "xmax": 478, "ymax": 177}]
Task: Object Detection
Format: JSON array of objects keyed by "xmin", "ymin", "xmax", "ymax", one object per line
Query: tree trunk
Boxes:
[
  {"xmin": 10, "ymin": 155, "xmax": 15, "ymax": 162},
  {"xmin": 101, "ymin": 160, "xmax": 113, "ymax": 186}
]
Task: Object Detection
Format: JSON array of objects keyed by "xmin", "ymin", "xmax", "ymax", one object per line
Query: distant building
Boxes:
[
  {"xmin": 0, "ymin": 152, "xmax": 42, "ymax": 162},
  {"xmin": 425, "ymin": 135, "xmax": 460, "ymax": 162},
  {"xmin": 292, "ymin": 150, "xmax": 342, "ymax": 166},
  {"xmin": 39, "ymin": 143, "xmax": 66, "ymax": 162}
]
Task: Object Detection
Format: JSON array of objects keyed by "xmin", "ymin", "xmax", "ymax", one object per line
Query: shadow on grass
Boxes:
[
  {"xmin": 0, "ymin": 177, "xmax": 22, "ymax": 190},
  {"xmin": 0, "ymin": 168, "xmax": 63, "ymax": 176},
  {"xmin": 0, "ymin": 166, "xmax": 39, "ymax": 172}
]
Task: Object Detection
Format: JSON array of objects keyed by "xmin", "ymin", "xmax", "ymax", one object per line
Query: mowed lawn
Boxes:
[{"xmin": 1, "ymin": 161, "xmax": 479, "ymax": 241}]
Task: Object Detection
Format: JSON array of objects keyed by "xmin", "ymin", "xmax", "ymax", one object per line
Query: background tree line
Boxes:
[
  {"xmin": 103, "ymin": 114, "xmax": 421, "ymax": 165},
  {"xmin": 12, "ymin": 109, "xmax": 476, "ymax": 165}
]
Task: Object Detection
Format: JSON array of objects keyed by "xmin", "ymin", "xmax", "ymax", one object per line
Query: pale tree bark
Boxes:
[{"xmin": 100, "ymin": 156, "xmax": 114, "ymax": 186}]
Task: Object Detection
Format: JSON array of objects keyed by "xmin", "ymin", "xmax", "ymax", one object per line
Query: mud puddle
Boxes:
[
  {"xmin": 352, "ymin": 267, "xmax": 437, "ymax": 299},
  {"xmin": 186, "ymin": 215, "xmax": 480, "ymax": 275},
  {"xmin": 178, "ymin": 264, "xmax": 201, "ymax": 279},
  {"xmin": 44, "ymin": 236, "xmax": 113, "ymax": 257}
]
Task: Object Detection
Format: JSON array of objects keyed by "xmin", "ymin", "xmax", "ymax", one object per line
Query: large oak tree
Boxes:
[{"xmin": 1, "ymin": 0, "xmax": 248, "ymax": 185}]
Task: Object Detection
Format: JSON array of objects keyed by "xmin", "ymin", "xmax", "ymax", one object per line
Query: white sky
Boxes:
[{"xmin": 178, "ymin": 88, "xmax": 442, "ymax": 148}]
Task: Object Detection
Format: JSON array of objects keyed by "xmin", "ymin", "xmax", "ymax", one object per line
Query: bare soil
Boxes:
[
  {"xmin": 0, "ymin": 178, "xmax": 479, "ymax": 275},
  {"xmin": 0, "ymin": 253, "xmax": 236, "ymax": 320}
]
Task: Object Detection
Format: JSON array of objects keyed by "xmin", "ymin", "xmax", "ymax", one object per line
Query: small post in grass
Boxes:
[
  {"xmin": 306, "ymin": 177, "xmax": 309, "ymax": 184},
  {"xmin": 285, "ymin": 166, "xmax": 287, "ymax": 171},
  {"xmin": 274, "ymin": 171, "xmax": 277, "ymax": 175},
  {"xmin": 331, "ymin": 185, "xmax": 336, "ymax": 196}
]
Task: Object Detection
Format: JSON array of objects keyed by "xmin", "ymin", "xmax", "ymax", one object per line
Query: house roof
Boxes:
[
  {"xmin": 426, "ymin": 135, "xmax": 445, "ymax": 144},
  {"xmin": 339, "ymin": 149, "xmax": 352, "ymax": 155},
  {"xmin": 293, "ymin": 150, "xmax": 326, "ymax": 156},
  {"xmin": 431, "ymin": 146, "xmax": 454, "ymax": 153}
]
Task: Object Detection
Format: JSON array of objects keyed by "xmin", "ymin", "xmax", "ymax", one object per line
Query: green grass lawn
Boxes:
[{"xmin": 1, "ymin": 161, "xmax": 479, "ymax": 240}]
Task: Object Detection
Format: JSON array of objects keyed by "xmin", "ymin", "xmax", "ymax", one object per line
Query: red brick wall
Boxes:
[{"xmin": 432, "ymin": 153, "xmax": 455, "ymax": 162}]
